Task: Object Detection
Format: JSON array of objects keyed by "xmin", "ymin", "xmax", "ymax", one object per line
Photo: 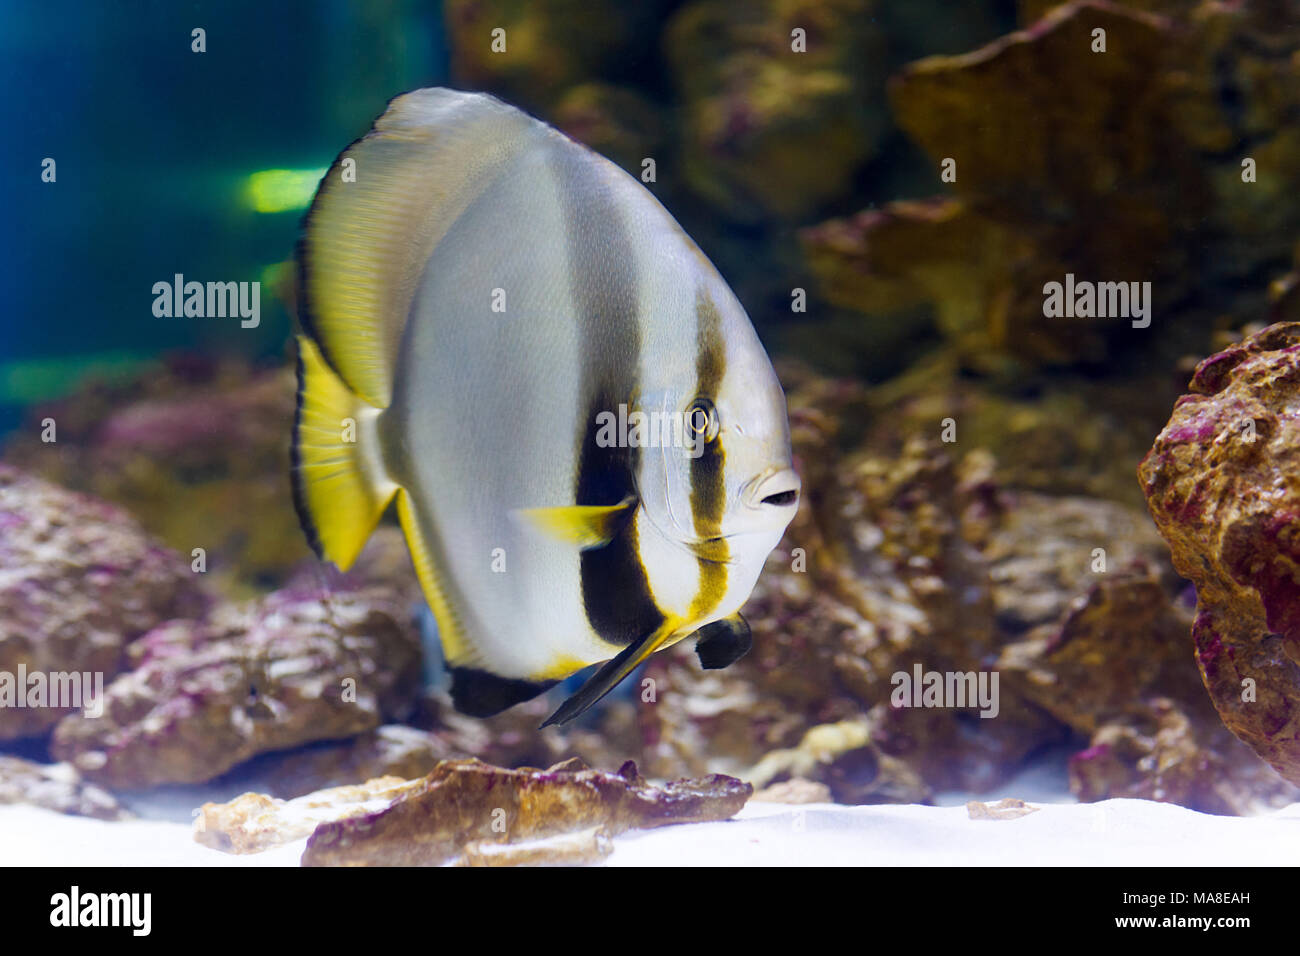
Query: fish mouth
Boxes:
[{"xmin": 743, "ymin": 467, "xmax": 802, "ymax": 512}]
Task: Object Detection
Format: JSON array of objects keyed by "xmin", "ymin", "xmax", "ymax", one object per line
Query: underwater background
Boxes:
[{"xmin": 6, "ymin": 0, "xmax": 1300, "ymax": 850}]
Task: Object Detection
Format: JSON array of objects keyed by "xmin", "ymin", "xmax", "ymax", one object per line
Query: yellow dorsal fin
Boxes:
[
  {"xmin": 514, "ymin": 496, "xmax": 637, "ymax": 550},
  {"xmin": 292, "ymin": 336, "xmax": 398, "ymax": 570},
  {"xmin": 297, "ymin": 88, "xmax": 536, "ymax": 408}
]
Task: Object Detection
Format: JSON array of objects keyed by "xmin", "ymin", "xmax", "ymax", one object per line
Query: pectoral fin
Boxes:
[
  {"xmin": 693, "ymin": 613, "xmax": 752, "ymax": 670},
  {"xmin": 515, "ymin": 496, "xmax": 637, "ymax": 550}
]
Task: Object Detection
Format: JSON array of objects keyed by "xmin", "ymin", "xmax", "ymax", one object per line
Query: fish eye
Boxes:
[{"xmin": 686, "ymin": 398, "xmax": 720, "ymax": 442}]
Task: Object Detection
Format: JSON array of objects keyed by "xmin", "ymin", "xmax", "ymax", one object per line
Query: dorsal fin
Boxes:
[{"xmin": 296, "ymin": 88, "xmax": 536, "ymax": 408}]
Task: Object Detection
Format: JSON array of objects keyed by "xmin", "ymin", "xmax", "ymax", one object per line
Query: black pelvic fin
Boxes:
[
  {"xmin": 540, "ymin": 633, "xmax": 658, "ymax": 729},
  {"xmin": 693, "ymin": 614, "xmax": 752, "ymax": 670},
  {"xmin": 449, "ymin": 666, "xmax": 557, "ymax": 718}
]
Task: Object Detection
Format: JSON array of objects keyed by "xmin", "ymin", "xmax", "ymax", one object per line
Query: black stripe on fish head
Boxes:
[{"xmin": 689, "ymin": 289, "xmax": 729, "ymax": 620}]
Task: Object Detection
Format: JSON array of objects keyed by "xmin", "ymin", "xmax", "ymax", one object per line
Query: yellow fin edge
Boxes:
[
  {"xmin": 292, "ymin": 335, "xmax": 395, "ymax": 571},
  {"xmin": 394, "ymin": 489, "xmax": 478, "ymax": 668}
]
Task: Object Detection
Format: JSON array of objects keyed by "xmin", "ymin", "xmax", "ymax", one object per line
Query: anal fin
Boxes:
[
  {"xmin": 449, "ymin": 666, "xmax": 558, "ymax": 718},
  {"xmin": 394, "ymin": 489, "xmax": 477, "ymax": 669}
]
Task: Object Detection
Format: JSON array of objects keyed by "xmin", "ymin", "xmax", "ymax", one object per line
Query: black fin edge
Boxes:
[
  {"xmin": 293, "ymin": 120, "xmax": 369, "ymax": 388},
  {"xmin": 289, "ymin": 343, "xmax": 325, "ymax": 562}
]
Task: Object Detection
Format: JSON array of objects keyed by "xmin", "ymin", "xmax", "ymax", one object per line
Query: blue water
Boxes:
[{"xmin": 1, "ymin": 0, "xmax": 451, "ymax": 429}]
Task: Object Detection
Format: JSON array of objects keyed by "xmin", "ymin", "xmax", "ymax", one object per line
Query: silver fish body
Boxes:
[{"xmin": 292, "ymin": 88, "xmax": 798, "ymax": 724}]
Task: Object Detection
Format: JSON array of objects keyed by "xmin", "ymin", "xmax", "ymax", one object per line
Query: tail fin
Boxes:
[{"xmin": 292, "ymin": 335, "xmax": 398, "ymax": 570}]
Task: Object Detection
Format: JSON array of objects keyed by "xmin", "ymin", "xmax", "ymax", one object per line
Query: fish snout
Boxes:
[{"xmin": 744, "ymin": 467, "xmax": 801, "ymax": 513}]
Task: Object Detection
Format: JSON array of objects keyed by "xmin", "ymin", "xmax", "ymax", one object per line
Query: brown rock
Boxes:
[
  {"xmin": 665, "ymin": 0, "xmax": 887, "ymax": 222},
  {"xmin": 442, "ymin": 0, "xmax": 667, "ymax": 112},
  {"xmin": 745, "ymin": 719, "xmax": 931, "ymax": 805},
  {"xmin": 804, "ymin": 1, "xmax": 1300, "ymax": 371},
  {"xmin": 996, "ymin": 565, "xmax": 1200, "ymax": 733},
  {"xmin": 0, "ymin": 465, "xmax": 208, "ymax": 740},
  {"xmin": 195, "ymin": 776, "xmax": 417, "ymax": 854},
  {"xmin": 1069, "ymin": 698, "xmax": 1299, "ymax": 814},
  {"xmin": 263, "ymin": 725, "xmax": 458, "ymax": 800},
  {"xmin": 3, "ymin": 360, "xmax": 309, "ymax": 595},
  {"xmin": 1140, "ymin": 321, "xmax": 1300, "ymax": 785},
  {"xmin": 301, "ymin": 758, "xmax": 752, "ymax": 866},
  {"xmin": 0, "ymin": 757, "xmax": 131, "ymax": 821},
  {"xmin": 50, "ymin": 582, "xmax": 423, "ymax": 789}
]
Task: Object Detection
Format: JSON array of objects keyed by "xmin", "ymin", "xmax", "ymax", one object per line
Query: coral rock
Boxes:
[
  {"xmin": 665, "ymin": 0, "xmax": 886, "ymax": 222},
  {"xmin": 443, "ymin": 0, "xmax": 666, "ymax": 112},
  {"xmin": 262, "ymin": 725, "xmax": 459, "ymax": 800},
  {"xmin": 50, "ymin": 583, "xmax": 423, "ymax": 788},
  {"xmin": 995, "ymin": 565, "xmax": 1199, "ymax": 733},
  {"xmin": 745, "ymin": 718, "xmax": 931, "ymax": 805},
  {"xmin": 1069, "ymin": 698, "xmax": 1298, "ymax": 814},
  {"xmin": 804, "ymin": 1, "xmax": 1296, "ymax": 369},
  {"xmin": 1140, "ymin": 321, "xmax": 1300, "ymax": 786},
  {"xmin": 195, "ymin": 776, "xmax": 417, "ymax": 854},
  {"xmin": 0, "ymin": 757, "xmax": 131, "ymax": 821},
  {"xmin": 0, "ymin": 465, "xmax": 207, "ymax": 740},
  {"xmin": 4, "ymin": 360, "xmax": 308, "ymax": 595},
  {"xmin": 301, "ymin": 758, "xmax": 752, "ymax": 867}
]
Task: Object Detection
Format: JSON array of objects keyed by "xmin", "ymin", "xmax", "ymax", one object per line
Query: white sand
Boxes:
[{"xmin": 5, "ymin": 798, "xmax": 1300, "ymax": 866}]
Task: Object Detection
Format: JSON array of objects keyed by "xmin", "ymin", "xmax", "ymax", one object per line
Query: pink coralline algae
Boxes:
[
  {"xmin": 1140, "ymin": 322, "xmax": 1300, "ymax": 785},
  {"xmin": 0, "ymin": 465, "xmax": 208, "ymax": 740}
]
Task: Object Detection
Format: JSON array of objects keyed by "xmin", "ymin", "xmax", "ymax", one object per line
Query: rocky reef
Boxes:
[
  {"xmin": 3, "ymin": 357, "xmax": 309, "ymax": 597},
  {"xmin": 8, "ymin": 361, "xmax": 1288, "ymax": 820},
  {"xmin": 1140, "ymin": 322, "xmax": 1300, "ymax": 787},
  {"xmin": 298, "ymin": 758, "xmax": 751, "ymax": 867},
  {"xmin": 0, "ymin": 465, "xmax": 207, "ymax": 740},
  {"xmin": 196, "ymin": 757, "xmax": 752, "ymax": 866},
  {"xmin": 803, "ymin": 0, "xmax": 1300, "ymax": 372},
  {"xmin": 5, "ymin": 0, "xmax": 1300, "ymax": 858},
  {"xmin": 50, "ymin": 579, "xmax": 424, "ymax": 790},
  {"xmin": 626, "ymin": 368, "xmax": 1297, "ymax": 813}
]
